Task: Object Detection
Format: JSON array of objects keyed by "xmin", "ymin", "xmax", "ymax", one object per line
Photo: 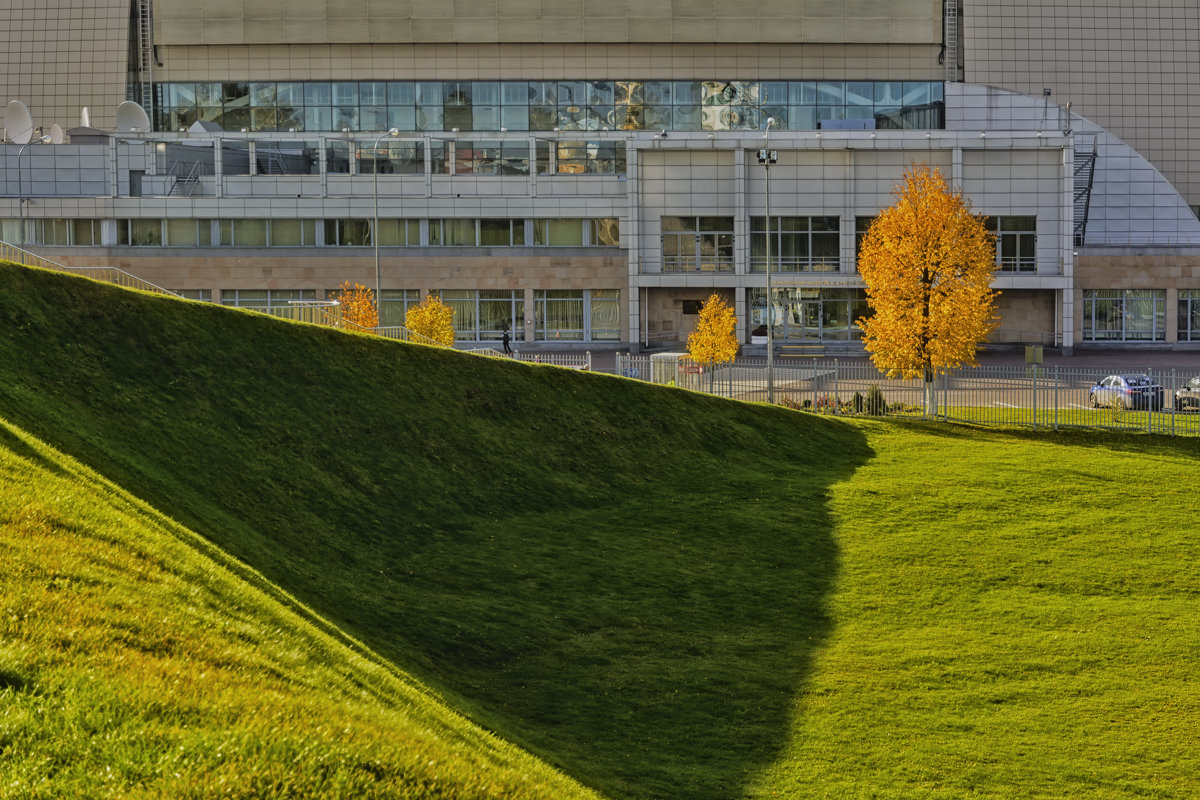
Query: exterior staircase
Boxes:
[{"xmin": 1073, "ymin": 134, "xmax": 1098, "ymax": 246}]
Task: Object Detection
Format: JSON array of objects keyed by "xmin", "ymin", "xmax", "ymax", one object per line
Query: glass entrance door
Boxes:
[{"xmin": 800, "ymin": 299, "xmax": 821, "ymax": 339}]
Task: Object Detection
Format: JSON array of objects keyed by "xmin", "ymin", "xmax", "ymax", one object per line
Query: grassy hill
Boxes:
[
  {"xmin": 2, "ymin": 261, "xmax": 1198, "ymax": 798},
  {"xmin": 0, "ymin": 416, "xmax": 600, "ymax": 799}
]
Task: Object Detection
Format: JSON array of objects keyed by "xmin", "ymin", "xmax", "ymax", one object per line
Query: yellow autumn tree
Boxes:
[
  {"xmin": 857, "ymin": 164, "xmax": 999, "ymax": 413},
  {"xmin": 686, "ymin": 293, "xmax": 738, "ymax": 391},
  {"xmin": 405, "ymin": 293, "xmax": 456, "ymax": 346},
  {"xmin": 332, "ymin": 281, "xmax": 378, "ymax": 329}
]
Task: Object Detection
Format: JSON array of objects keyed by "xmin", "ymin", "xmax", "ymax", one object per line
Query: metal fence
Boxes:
[
  {"xmin": 614, "ymin": 354, "xmax": 1200, "ymax": 437},
  {"xmin": 470, "ymin": 348, "xmax": 593, "ymax": 370},
  {"xmin": 260, "ymin": 300, "xmax": 342, "ymax": 327},
  {"xmin": 1, "ymin": 241, "xmax": 178, "ymax": 297}
]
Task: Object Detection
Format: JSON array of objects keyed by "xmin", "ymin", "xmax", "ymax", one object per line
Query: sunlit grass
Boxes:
[
  {"xmin": 750, "ymin": 421, "xmax": 1200, "ymax": 799},
  {"xmin": 0, "ymin": 418, "xmax": 601, "ymax": 799}
]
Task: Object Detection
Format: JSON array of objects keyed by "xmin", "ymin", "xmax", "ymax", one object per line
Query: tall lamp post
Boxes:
[
  {"xmin": 372, "ymin": 127, "xmax": 400, "ymax": 323},
  {"xmin": 18, "ymin": 134, "xmax": 53, "ymax": 246},
  {"xmin": 757, "ymin": 118, "xmax": 778, "ymax": 403}
]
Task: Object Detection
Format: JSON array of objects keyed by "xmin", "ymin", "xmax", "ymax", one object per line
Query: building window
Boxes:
[
  {"xmin": 324, "ymin": 219, "xmax": 372, "ymax": 246},
  {"xmin": 750, "ymin": 216, "xmax": 839, "ymax": 273},
  {"xmin": 269, "ymin": 219, "xmax": 320, "ymax": 246},
  {"xmin": 987, "ymin": 216, "xmax": 1036, "ymax": 272},
  {"xmin": 378, "ymin": 289, "xmax": 420, "ymax": 327},
  {"xmin": 220, "ymin": 289, "xmax": 318, "ymax": 308},
  {"xmin": 661, "ymin": 216, "xmax": 734, "ymax": 272},
  {"xmin": 165, "ymin": 219, "xmax": 213, "ymax": 246},
  {"xmin": 174, "ymin": 289, "xmax": 214, "ymax": 302},
  {"xmin": 532, "ymin": 219, "xmax": 584, "ymax": 246},
  {"xmin": 219, "ymin": 220, "xmax": 268, "ymax": 246},
  {"xmin": 19, "ymin": 218, "xmax": 99, "ymax": 247},
  {"xmin": 1178, "ymin": 290, "xmax": 1200, "ymax": 342},
  {"xmin": 1082, "ymin": 289, "xmax": 1166, "ymax": 341},
  {"xmin": 375, "ymin": 219, "xmax": 420, "ymax": 247},
  {"xmin": 117, "ymin": 219, "xmax": 164, "ymax": 246},
  {"xmin": 29, "ymin": 219, "xmax": 70, "ymax": 245},
  {"xmin": 429, "ymin": 219, "xmax": 478, "ymax": 246},
  {"xmin": 435, "ymin": 289, "xmax": 525, "ymax": 341},
  {"xmin": 748, "ymin": 287, "xmax": 869, "ymax": 341},
  {"xmin": 591, "ymin": 218, "xmax": 620, "ymax": 246},
  {"xmin": 254, "ymin": 141, "xmax": 321, "ymax": 175},
  {"xmin": 538, "ymin": 141, "xmax": 627, "ymax": 174},
  {"xmin": 481, "ymin": 219, "xmax": 525, "ymax": 246},
  {"xmin": 855, "ymin": 216, "xmax": 875, "ymax": 258},
  {"xmin": 157, "ymin": 79, "xmax": 944, "ymax": 133},
  {"xmin": 534, "ymin": 289, "xmax": 620, "ymax": 341}
]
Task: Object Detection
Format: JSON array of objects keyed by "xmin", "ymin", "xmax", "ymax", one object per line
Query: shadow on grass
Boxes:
[
  {"xmin": 0, "ymin": 419, "xmax": 71, "ymax": 481},
  {"xmin": 373, "ymin": 422, "xmax": 872, "ymax": 799}
]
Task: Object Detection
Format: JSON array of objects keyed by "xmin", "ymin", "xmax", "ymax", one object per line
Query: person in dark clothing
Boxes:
[{"xmin": 502, "ymin": 328, "xmax": 513, "ymax": 355}]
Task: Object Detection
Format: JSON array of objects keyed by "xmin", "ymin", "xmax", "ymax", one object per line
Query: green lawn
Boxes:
[
  {"xmin": 0, "ymin": 418, "xmax": 600, "ymax": 799},
  {"xmin": 1, "ymin": 261, "xmax": 1197, "ymax": 798}
]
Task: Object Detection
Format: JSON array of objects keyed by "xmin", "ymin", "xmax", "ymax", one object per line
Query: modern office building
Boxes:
[{"xmin": 3, "ymin": 1, "xmax": 1199, "ymax": 352}]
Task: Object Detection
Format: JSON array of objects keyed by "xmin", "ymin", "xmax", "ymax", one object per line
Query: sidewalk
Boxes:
[{"xmin": 584, "ymin": 345, "xmax": 1200, "ymax": 375}]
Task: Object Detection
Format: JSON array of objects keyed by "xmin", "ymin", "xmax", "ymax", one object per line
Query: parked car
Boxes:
[
  {"xmin": 1088, "ymin": 374, "xmax": 1165, "ymax": 410},
  {"xmin": 1175, "ymin": 376, "xmax": 1200, "ymax": 411}
]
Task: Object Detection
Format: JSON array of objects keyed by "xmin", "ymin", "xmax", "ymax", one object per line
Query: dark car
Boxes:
[
  {"xmin": 1175, "ymin": 376, "xmax": 1200, "ymax": 411},
  {"xmin": 1089, "ymin": 374, "xmax": 1164, "ymax": 410}
]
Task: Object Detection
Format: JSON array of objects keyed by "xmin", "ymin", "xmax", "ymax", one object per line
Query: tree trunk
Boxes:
[{"xmin": 924, "ymin": 365, "xmax": 937, "ymax": 417}]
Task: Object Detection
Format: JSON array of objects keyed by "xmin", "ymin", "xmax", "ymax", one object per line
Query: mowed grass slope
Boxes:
[
  {"xmin": 0, "ymin": 262, "xmax": 866, "ymax": 798},
  {"xmin": 2, "ymin": 261, "xmax": 1199, "ymax": 798},
  {"xmin": 752, "ymin": 422, "xmax": 1200, "ymax": 798},
  {"xmin": 0, "ymin": 417, "xmax": 601, "ymax": 799}
]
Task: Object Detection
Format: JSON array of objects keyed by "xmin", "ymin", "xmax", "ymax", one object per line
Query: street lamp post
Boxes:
[
  {"xmin": 757, "ymin": 118, "xmax": 778, "ymax": 403},
  {"xmin": 17, "ymin": 134, "xmax": 53, "ymax": 246},
  {"xmin": 373, "ymin": 127, "xmax": 400, "ymax": 324}
]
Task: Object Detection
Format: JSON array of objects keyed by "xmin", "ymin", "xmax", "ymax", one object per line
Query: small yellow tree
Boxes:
[
  {"xmin": 686, "ymin": 293, "xmax": 738, "ymax": 390},
  {"xmin": 332, "ymin": 281, "xmax": 378, "ymax": 329},
  {"xmin": 405, "ymin": 293, "xmax": 456, "ymax": 346},
  {"xmin": 857, "ymin": 164, "xmax": 999, "ymax": 412}
]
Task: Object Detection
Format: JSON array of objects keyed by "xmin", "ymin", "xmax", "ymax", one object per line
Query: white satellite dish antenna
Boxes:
[
  {"xmin": 4, "ymin": 100, "xmax": 34, "ymax": 144},
  {"xmin": 49, "ymin": 123, "xmax": 65, "ymax": 144},
  {"xmin": 80, "ymin": 106, "xmax": 91, "ymax": 127},
  {"xmin": 115, "ymin": 100, "xmax": 151, "ymax": 132}
]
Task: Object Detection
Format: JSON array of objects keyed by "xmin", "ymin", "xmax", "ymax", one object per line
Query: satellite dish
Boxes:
[
  {"xmin": 115, "ymin": 100, "xmax": 151, "ymax": 132},
  {"xmin": 49, "ymin": 123, "xmax": 65, "ymax": 144},
  {"xmin": 81, "ymin": 107, "xmax": 91, "ymax": 127},
  {"xmin": 4, "ymin": 100, "xmax": 34, "ymax": 144}
]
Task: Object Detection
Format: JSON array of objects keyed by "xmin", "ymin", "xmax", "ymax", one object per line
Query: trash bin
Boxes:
[{"xmin": 1025, "ymin": 345, "xmax": 1043, "ymax": 365}]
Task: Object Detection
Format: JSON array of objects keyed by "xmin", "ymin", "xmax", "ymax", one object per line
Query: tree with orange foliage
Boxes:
[
  {"xmin": 686, "ymin": 293, "xmax": 738, "ymax": 391},
  {"xmin": 405, "ymin": 293, "xmax": 456, "ymax": 346},
  {"xmin": 857, "ymin": 164, "xmax": 999, "ymax": 413},
  {"xmin": 332, "ymin": 281, "xmax": 378, "ymax": 330}
]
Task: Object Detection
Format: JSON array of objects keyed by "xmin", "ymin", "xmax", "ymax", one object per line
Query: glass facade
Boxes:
[
  {"xmin": 219, "ymin": 289, "xmax": 318, "ymax": 308},
  {"xmin": 747, "ymin": 288, "xmax": 869, "ymax": 341},
  {"xmin": 156, "ymin": 80, "xmax": 944, "ymax": 133},
  {"xmin": 1082, "ymin": 289, "xmax": 1166, "ymax": 341},
  {"xmin": 107, "ymin": 218, "xmax": 617, "ymax": 248}
]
